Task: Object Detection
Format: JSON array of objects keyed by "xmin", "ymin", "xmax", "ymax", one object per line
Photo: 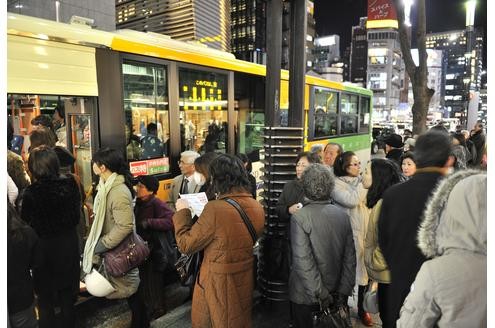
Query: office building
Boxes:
[
  {"xmin": 312, "ymin": 35, "xmax": 340, "ymax": 73},
  {"xmin": 350, "ymin": 17, "xmax": 368, "ymax": 86},
  {"xmin": 426, "ymin": 29, "xmax": 484, "ymax": 121},
  {"xmin": 231, "ymin": 0, "xmax": 265, "ymax": 64},
  {"xmin": 7, "ymin": 0, "xmax": 115, "ymax": 31},
  {"xmin": 116, "ymin": 0, "xmax": 231, "ymax": 51}
]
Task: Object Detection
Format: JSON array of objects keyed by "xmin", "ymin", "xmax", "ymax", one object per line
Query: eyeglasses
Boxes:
[{"xmin": 178, "ymin": 160, "xmax": 193, "ymax": 165}]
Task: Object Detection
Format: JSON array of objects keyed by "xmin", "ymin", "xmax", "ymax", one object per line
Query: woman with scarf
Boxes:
[{"xmin": 82, "ymin": 148, "xmax": 149, "ymax": 328}]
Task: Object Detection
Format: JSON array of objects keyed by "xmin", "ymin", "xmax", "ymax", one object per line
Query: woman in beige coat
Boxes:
[
  {"xmin": 83, "ymin": 148, "xmax": 149, "ymax": 328},
  {"xmin": 363, "ymin": 159, "xmax": 403, "ymax": 328},
  {"xmin": 174, "ymin": 154, "xmax": 265, "ymax": 328}
]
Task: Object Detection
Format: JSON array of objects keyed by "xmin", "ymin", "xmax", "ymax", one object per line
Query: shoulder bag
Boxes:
[
  {"xmin": 175, "ymin": 215, "xmax": 203, "ymax": 287},
  {"xmin": 103, "ymin": 231, "xmax": 150, "ymax": 277}
]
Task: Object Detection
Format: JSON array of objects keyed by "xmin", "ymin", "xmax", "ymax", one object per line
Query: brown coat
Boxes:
[{"xmin": 173, "ymin": 192, "xmax": 265, "ymax": 328}]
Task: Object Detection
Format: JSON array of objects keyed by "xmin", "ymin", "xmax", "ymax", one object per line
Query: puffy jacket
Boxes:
[
  {"xmin": 363, "ymin": 199, "xmax": 390, "ymax": 283},
  {"xmin": 289, "ymin": 200, "xmax": 356, "ymax": 305},
  {"xmin": 331, "ymin": 176, "xmax": 370, "ymax": 285},
  {"xmin": 397, "ymin": 170, "xmax": 486, "ymax": 328}
]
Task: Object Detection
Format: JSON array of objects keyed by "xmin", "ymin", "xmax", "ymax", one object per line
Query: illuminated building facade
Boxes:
[
  {"xmin": 426, "ymin": 29, "xmax": 484, "ymax": 120},
  {"xmin": 116, "ymin": 0, "xmax": 231, "ymax": 51},
  {"xmin": 350, "ymin": 17, "xmax": 368, "ymax": 86},
  {"xmin": 230, "ymin": 0, "xmax": 266, "ymax": 64},
  {"xmin": 7, "ymin": 0, "xmax": 116, "ymax": 31}
]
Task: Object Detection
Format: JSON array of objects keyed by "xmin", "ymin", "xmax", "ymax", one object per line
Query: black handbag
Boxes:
[
  {"xmin": 175, "ymin": 251, "xmax": 202, "ymax": 286},
  {"xmin": 151, "ymin": 230, "xmax": 179, "ymax": 272},
  {"xmin": 312, "ymin": 294, "xmax": 352, "ymax": 328}
]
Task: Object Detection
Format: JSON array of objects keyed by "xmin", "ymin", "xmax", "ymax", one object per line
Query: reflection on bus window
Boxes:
[
  {"xmin": 72, "ymin": 115, "xmax": 92, "ymax": 193},
  {"xmin": 360, "ymin": 97, "xmax": 371, "ymax": 134},
  {"xmin": 179, "ymin": 68, "xmax": 228, "ymax": 153},
  {"xmin": 313, "ymin": 88, "xmax": 338, "ymax": 138},
  {"xmin": 340, "ymin": 94, "xmax": 359, "ymax": 134},
  {"xmin": 122, "ymin": 61, "xmax": 170, "ymax": 173}
]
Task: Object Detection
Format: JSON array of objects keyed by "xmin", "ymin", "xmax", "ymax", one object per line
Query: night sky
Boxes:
[{"xmin": 313, "ymin": 0, "xmax": 487, "ymax": 67}]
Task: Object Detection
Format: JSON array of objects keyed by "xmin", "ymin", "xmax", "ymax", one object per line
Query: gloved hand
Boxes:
[
  {"xmin": 139, "ymin": 219, "xmax": 149, "ymax": 230},
  {"xmin": 318, "ymin": 288, "xmax": 333, "ymax": 310}
]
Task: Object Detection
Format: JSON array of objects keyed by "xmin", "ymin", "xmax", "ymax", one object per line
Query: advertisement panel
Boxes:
[
  {"xmin": 367, "ymin": 0, "xmax": 397, "ymax": 21},
  {"xmin": 130, "ymin": 158, "xmax": 170, "ymax": 176}
]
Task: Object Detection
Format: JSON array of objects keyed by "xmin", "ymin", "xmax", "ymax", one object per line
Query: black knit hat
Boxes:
[
  {"xmin": 137, "ymin": 175, "xmax": 159, "ymax": 194},
  {"xmin": 384, "ymin": 133, "xmax": 404, "ymax": 148}
]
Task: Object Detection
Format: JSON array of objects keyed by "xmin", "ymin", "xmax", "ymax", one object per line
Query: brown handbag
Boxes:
[{"xmin": 103, "ymin": 231, "xmax": 150, "ymax": 277}]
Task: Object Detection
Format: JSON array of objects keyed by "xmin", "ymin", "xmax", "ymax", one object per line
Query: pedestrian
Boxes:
[
  {"xmin": 167, "ymin": 150, "xmax": 201, "ymax": 211},
  {"xmin": 195, "ymin": 152, "xmax": 220, "ymax": 200},
  {"xmin": 141, "ymin": 123, "xmax": 165, "ymax": 159},
  {"xmin": 173, "ymin": 154, "xmax": 265, "ymax": 328},
  {"xmin": 289, "ymin": 163, "xmax": 356, "ymax": 328},
  {"xmin": 21, "ymin": 146, "xmax": 81, "ymax": 328},
  {"xmin": 134, "ymin": 175, "xmax": 175, "ymax": 319},
  {"xmin": 469, "ymin": 122, "xmax": 485, "ymax": 167},
  {"xmin": 383, "ymin": 133, "xmax": 404, "ymax": 165},
  {"xmin": 331, "ymin": 151, "xmax": 372, "ymax": 326},
  {"xmin": 276, "ymin": 151, "xmax": 321, "ymax": 222},
  {"xmin": 82, "ymin": 148, "xmax": 149, "ymax": 328},
  {"xmin": 397, "ymin": 170, "xmax": 486, "ymax": 327},
  {"xmin": 310, "ymin": 144, "xmax": 324, "ymax": 162},
  {"xmin": 52, "ymin": 102, "xmax": 67, "ymax": 147},
  {"xmin": 451, "ymin": 132, "xmax": 468, "ymax": 170},
  {"xmin": 461, "ymin": 129, "xmax": 477, "ymax": 167},
  {"xmin": 8, "ymin": 202, "xmax": 43, "ymax": 328},
  {"xmin": 236, "ymin": 153, "xmax": 257, "ymax": 198},
  {"xmin": 400, "ymin": 151, "xmax": 416, "ymax": 178},
  {"xmin": 323, "ymin": 142, "xmax": 343, "ymax": 171},
  {"xmin": 378, "ymin": 130, "xmax": 454, "ymax": 327},
  {"xmin": 363, "ymin": 159, "xmax": 403, "ymax": 327}
]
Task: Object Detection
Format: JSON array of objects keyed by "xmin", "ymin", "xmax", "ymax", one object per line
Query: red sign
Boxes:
[
  {"xmin": 130, "ymin": 161, "xmax": 148, "ymax": 176},
  {"xmin": 129, "ymin": 158, "xmax": 170, "ymax": 176},
  {"xmin": 368, "ymin": 0, "xmax": 397, "ymax": 21}
]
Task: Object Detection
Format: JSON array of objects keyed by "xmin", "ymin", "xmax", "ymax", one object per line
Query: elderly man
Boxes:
[
  {"xmin": 168, "ymin": 150, "xmax": 201, "ymax": 211},
  {"xmin": 323, "ymin": 142, "xmax": 343, "ymax": 170}
]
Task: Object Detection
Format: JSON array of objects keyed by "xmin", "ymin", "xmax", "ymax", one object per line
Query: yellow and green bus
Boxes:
[{"xmin": 7, "ymin": 13, "xmax": 372, "ymax": 201}]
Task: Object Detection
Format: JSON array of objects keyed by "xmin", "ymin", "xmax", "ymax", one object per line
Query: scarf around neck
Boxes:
[{"xmin": 82, "ymin": 172, "xmax": 118, "ymax": 274}]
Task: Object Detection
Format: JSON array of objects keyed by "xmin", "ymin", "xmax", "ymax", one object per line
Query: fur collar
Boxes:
[{"xmin": 419, "ymin": 170, "xmax": 485, "ymax": 258}]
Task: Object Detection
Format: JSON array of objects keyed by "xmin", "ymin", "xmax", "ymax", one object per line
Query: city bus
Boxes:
[{"xmin": 7, "ymin": 13, "xmax": 373, "ymax": 201}]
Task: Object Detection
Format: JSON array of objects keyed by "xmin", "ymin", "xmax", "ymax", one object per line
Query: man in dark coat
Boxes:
[
  {"xmin": 384, "ymin": 133, "xmax": 404, "ymax": 165},
  {"xmin": 470, "ymin": 122, "xmax": 486, "ymax": 167},
  {"xmin": 378, "ymin": 130, "xmax": 454, "ymax": 327}
]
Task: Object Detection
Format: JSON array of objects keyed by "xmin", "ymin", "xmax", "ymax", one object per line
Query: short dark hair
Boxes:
[
  {"xmin": 147, "ymin": 123, "xmax": 157, "ymax": 135},
  {"xmin": 28, "ymin": 145, "xmax": 60, "ymax": 181},
  {"xmin": 31, "ymin": 115, "xmax": 54, "ymax": 131},
  {"xmin": 400, "ymin": 151, "xmax": 416, "ymax": 167},
  {"xmin": 452, "ymin": 132, "xmax": 467, "ymax": 148},
  {"xmin": 54, "ymin": 102, "xmax": 65, "ymax": 119},
  {"xmin": 295, "ymin": 151, "xmax": 322, "ymax": 165},
  {"xmin": 195, "ymin": 152, "xmax": 219, "ymax": 180},
  {"xmin": 333, "ymin": 151, "xmax": 356, "ymax": 177},
  {"xmin": 29, "ymin": 128, "xmax": 57, "ymax": 149},
  {"xmin": 414, "ymin": 130, "xmax": 452, "ymax": 168},
  {"xmin": 209, "ymin": 154, "xmax": 250, "ymax": 195},
  {"xmin": 301, "ymin": 164, "xmax": 335, "ymax": 201},
  {"xmin": 366, "ymin": 159, "xmax": 403, "ymax": 208}
]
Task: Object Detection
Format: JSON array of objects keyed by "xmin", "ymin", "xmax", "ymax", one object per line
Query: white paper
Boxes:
[{"xmin": 179, "ymin": 192, "xmax": 209, "ymax": 217}]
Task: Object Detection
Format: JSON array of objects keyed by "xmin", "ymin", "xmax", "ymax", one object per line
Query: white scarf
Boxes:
[{"xmin": 82, "ymin": 173, "xmax": 118, "ymax": 274}]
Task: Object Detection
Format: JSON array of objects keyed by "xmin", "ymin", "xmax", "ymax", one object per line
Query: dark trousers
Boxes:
[
  {"xmin": 358, "ymin": 284, "xmax": 367, "ymax": 316},
  {"xmin": 378, "ymin": 283, "xmax": 396, "ymax": 328},
  {"xmin": 290, "ymin": 301, "xmax": 320, "ymax": 328},
  {"xmin": 9, "ymin": 304, "xmax": 38, "ymax": 328},
  {"xmin": 127, "ymin": 291, "xmax": 150, "ymax": 328},
  {"xmin": 37, "ymin": 287, "xmax": 75, "ymax": 328}
]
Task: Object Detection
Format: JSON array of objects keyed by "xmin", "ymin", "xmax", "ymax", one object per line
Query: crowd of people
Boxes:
[{"xmin": 7, "ymin": 114, "xmax": 487, "ymax": 328}]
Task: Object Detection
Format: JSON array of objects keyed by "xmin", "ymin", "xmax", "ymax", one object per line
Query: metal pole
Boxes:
[
  {"xmin": 288, "ymin": 0, "xmax": 307, "ymax": 127},
  {"xmin": 55, "ymin": 1, "xmax": 60, "ymax": 22},
  {"xmin": 265, "ymin": 0, "xmax": 283, "ymax": 127}
]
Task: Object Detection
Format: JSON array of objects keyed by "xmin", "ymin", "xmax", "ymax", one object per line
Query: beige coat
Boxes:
[
  {"xmin": 98, "ymin": 175, "xmax": 140, "ymax": 299},
  {"xmin": 363, "ymin": 200, "xmax": 391, "ymax": 283},
  {"xmin": 174, "ymin": 192, "xmax": 265, "ymax": 328}
]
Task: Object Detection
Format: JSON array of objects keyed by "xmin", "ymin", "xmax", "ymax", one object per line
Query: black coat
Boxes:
[
  {"xmin": 470, "ymin": 130, "xmax": 485, "ymax": 166},
  {"xmin": 21, "ymin": 175, "xmax": 81, "ymax": 294},
  {"xmin": 386, "ymin": 148, "xmax": 404, "ymax": 165},
  {"xmin": 276, "ymin": 179, "xmax": 304, "ymax": 222},
  {"xmin": 378, "ymin": 171, "xmax": 443, "ymax": 326}
]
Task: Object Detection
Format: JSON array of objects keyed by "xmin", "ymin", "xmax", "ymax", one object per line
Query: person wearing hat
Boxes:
[
  {"xmin": 134, "ymin": 175, "xmax": 175, "ymax": 319},
  {"xmin": 384, "ymin": 133, "xmax": 404, "ymax": 165}
]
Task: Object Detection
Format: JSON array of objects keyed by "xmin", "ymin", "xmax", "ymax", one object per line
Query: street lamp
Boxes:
[
  {"xmin": 465, "ymin": 0, "xmax": 476, "ymax": 27},
  {"xmin": 403, "ymin": 0, "xmax": 414, "ymax": 27}
]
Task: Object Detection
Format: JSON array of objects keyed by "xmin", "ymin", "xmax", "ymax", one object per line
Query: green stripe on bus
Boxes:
[{"xmin": 305, "ymin": 133, "xmax": 372, "ymax": 152}]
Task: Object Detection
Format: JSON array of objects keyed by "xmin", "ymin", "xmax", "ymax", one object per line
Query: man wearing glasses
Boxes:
[{"xmin": 167, "ymin": 150, "xmax": 201, "ymax": 211}]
